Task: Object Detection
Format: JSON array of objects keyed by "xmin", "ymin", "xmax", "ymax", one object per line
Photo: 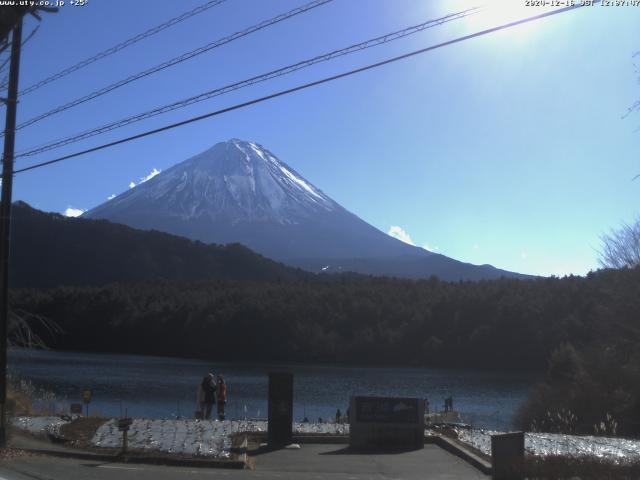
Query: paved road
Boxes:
[{"xmin": 0, "ymin": 444, "xmax": 488, "ymax": 480}]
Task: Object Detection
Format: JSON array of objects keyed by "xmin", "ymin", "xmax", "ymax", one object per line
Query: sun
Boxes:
[
  {"xmin": 483, "ymin": 0, "xmax": 549, "ymax": 28},
  {"xmin": 449, "ymin": 0, "xmax": 550, "ymax": 35}
]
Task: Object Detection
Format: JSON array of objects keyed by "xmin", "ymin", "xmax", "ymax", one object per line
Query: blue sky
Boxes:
[{"xmin": 6, "ymin": 0, "xmax": 640, "ymax": 276}]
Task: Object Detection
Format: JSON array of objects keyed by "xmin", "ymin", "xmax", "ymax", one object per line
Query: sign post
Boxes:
[
  {"xmin": 83, "ymin": 388, "xmax": 92, "ymax": 417},
  {"xmin": 118, "ymin": 416, "xmax": 133, "ymax": 454},
  {"xmin": 267, "ymin": 372, "xmax": 293, "ymax": 446}
]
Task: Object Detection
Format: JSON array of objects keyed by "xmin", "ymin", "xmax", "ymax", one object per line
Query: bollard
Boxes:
[
  {"xmin": 268, "ymin": 372, "xmax": 293, "ymax": 446},
  {"xmin": 83, "ymin": 388, "xmax": 92, "ymax": 417}
]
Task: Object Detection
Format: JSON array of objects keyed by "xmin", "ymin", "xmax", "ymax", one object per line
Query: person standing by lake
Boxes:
[
  {"xmin": 196, "ymin": 376, "xmax": 206, "ymax": 418},
  {"xmin": 201, "ymin": 373, "xmax": 217, "ymax": 420},
  {"xmin": 216, "ymin": 374, "xmax": 227, "ymax": 420}
]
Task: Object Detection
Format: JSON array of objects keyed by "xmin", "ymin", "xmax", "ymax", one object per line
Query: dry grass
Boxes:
[
  {"xmin": 58, "ymin": 417, "xmax": 106, "ymax": 448},
  {"xmin": 7, "ymin": 376, "xmax": 66, "ymax": 416},
  {"xmin": 3, "ymin": 376, "xmax": 67, "ymax": 448},
  {"xmin": 0, "ymin": 447, "xmax": 33, "ymax": 460},
  {"xmin": 6, "ymin": 387, "xmax": 33, "ymax": 417}
]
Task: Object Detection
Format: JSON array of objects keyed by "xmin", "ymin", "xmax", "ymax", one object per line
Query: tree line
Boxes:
[{"xmin": 10, "ymin": 266, "xmax": 640, "ymax": 434}]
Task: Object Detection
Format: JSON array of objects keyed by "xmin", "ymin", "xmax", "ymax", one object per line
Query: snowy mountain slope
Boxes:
[
  {"xmin": 85, "ymin": 139, "xmax": 431, "ymax": 261},
  {"xmin": 85, "ymin": 139, "xmax": 529, "ymax": 280}
]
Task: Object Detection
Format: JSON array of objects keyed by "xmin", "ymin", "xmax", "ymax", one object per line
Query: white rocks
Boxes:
[
  {"xmin": 90, "ymin": 419, "xmax": 348, "ymax": 458},
  {"xmin": 14, "ymin": 415, "xmax": 637, "ymax": 462},
  {"xmin": 27, "ymin": 415, "xmax": 640, "ymax": 462},
  {"xmin": 294, "ymin": 421, "xmax": 349, "ymax": 435},
  {"xmin": 455, "ymin": 428, "xmax": 640, "ymax": 461},
  {"xmin": 11, "ymin": 416, "xmax": 70, "ymax": 438},
  {"xmin": 92, "ymin": 418, "xmax": 234, "ymax": 457}
]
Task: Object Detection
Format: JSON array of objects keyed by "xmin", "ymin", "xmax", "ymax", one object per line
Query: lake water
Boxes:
[{"xmin": 8, "ymin": 348, "xmax": 538, "ymax": 429}]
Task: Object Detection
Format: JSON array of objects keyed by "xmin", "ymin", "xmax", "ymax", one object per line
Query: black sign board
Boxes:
[
  {"xmin": 491, "ymin": 432, "xmax": 525, "ymax": 480},
  {"xmin": 268, "ymin": 372, "xmax": 293, "ymax": 445},
  {"xmin": 118, "ymin": 418, "xmax": 133, "ymax": 432},
  {"xmin": 355, "ymin": 397, "xmax": 420, "ymax": 424},
  {"xmin": 349, "ymin": 396, "xmax": 425, "ymax": 451},
  {"xmin": 70, "ymin": 403, "xmax": 83, "ymax": 414}
]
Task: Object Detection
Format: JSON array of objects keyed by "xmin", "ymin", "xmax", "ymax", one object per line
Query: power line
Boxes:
[
  {"xmin": 0, "ymin": 40, "xmax": 10, "ymax": 56},
  {"xmin": 13, "ymin": 2, "xmax": 596, "ymax": 176},
  {"xmin": 10, "ymin": 0, "xmax": 228, "ymax": 95},
  {"xmin": 0, "ymin": 24, "xmax": 39, "ymax": 79},
  {"xmin": 6, "ymin": 0, "xmax": 334, "ymax": 136},
  {"xmin": 15, "ymin": 7, "xmax": 479, "ymax": 159}
]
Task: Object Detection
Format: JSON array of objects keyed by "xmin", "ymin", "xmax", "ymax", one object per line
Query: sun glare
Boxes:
[
  {"xmin": 486, "ymin": 0, "xmax": 549, "ymax": 28},
  {"xmin": 450, "ymin": 0, "xmax": 551, "ymax": 36}
]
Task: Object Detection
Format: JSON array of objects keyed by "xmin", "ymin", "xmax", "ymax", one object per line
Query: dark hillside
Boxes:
[{"xmin": 9, "ymin": 202, "xmax": 306, "ymax": 288}]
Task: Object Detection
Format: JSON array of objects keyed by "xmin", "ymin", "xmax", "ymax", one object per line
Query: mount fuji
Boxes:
[{"xmin": 85, "ymin": 139, "xmax": 528, "ymax": 280}]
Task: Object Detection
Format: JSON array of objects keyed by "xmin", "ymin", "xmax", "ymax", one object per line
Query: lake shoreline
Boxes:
[{"xmin": 8, "ymin": 348, "xmax": 539, "ymax": 430}]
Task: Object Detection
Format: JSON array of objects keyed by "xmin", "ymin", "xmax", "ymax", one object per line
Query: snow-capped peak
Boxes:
[
  {"xmin": 95, "ymin": 139, "xmax": 336, "ymax": 225},
  {"xmin": 200, "ymin": 139, "xmax": 336, "ymax": 213}
]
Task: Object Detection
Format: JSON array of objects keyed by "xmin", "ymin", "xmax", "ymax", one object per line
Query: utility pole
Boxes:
[{"xmin": 0, "ymin": 16, "xmax": 23, "ymax": 449}]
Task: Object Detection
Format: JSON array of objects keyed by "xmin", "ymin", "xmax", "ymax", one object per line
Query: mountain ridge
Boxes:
[
  {"xmin": 85, "ymin": 139, "xmax": 433, "ymax": 262},
  {"xmin": 8, "ymin": 201, "xmax": 307, "ymax": 289},
  {"xmin": 84, "ymin": 139, "xmax": 531, "ymax": 280}
]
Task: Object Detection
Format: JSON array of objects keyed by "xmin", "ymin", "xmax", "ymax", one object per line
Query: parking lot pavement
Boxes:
[{"xmin": 0, "ymin": 443, "xmax": 488, "ymax": 480}]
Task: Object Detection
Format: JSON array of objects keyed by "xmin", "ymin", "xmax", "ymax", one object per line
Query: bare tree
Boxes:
[
  {"xmin": 625, "ymin": 50, "xmax": 640, "ymax": 118},
  {"xmin": 599, "ymin": 217, "xmax": 640, "ymax": 269},
  {"xmin": 602, "ymin": 52, "xmax": 640, "ymax": 267},
  {"xmin": 8, "ymin": 309, "xmax": 59, "ymax": 348}
]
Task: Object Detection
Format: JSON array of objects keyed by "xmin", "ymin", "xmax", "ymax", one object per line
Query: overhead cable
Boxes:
[
  {"xmin": 7, "ymin": 0, "xmax": 334, "ymax": 135},
  {"xmin": 0, "ymin": 24, "xmax": 40, "ymax": 79},
  {"xmin": 14, "ymin": 2, "xmax": 597, "ymax": 175},
  {"xmin": 15, "ymin": 0, "xmax": 228, "ymax": 95},
  {"xmin": 16, "ymin": 7, "xmax": 478, "ymax": 159}
]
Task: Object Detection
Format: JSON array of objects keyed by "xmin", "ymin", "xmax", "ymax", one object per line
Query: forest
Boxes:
[{"xmin": 10, "ymin": 266, "xmax": 640, "ymax": 435}]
